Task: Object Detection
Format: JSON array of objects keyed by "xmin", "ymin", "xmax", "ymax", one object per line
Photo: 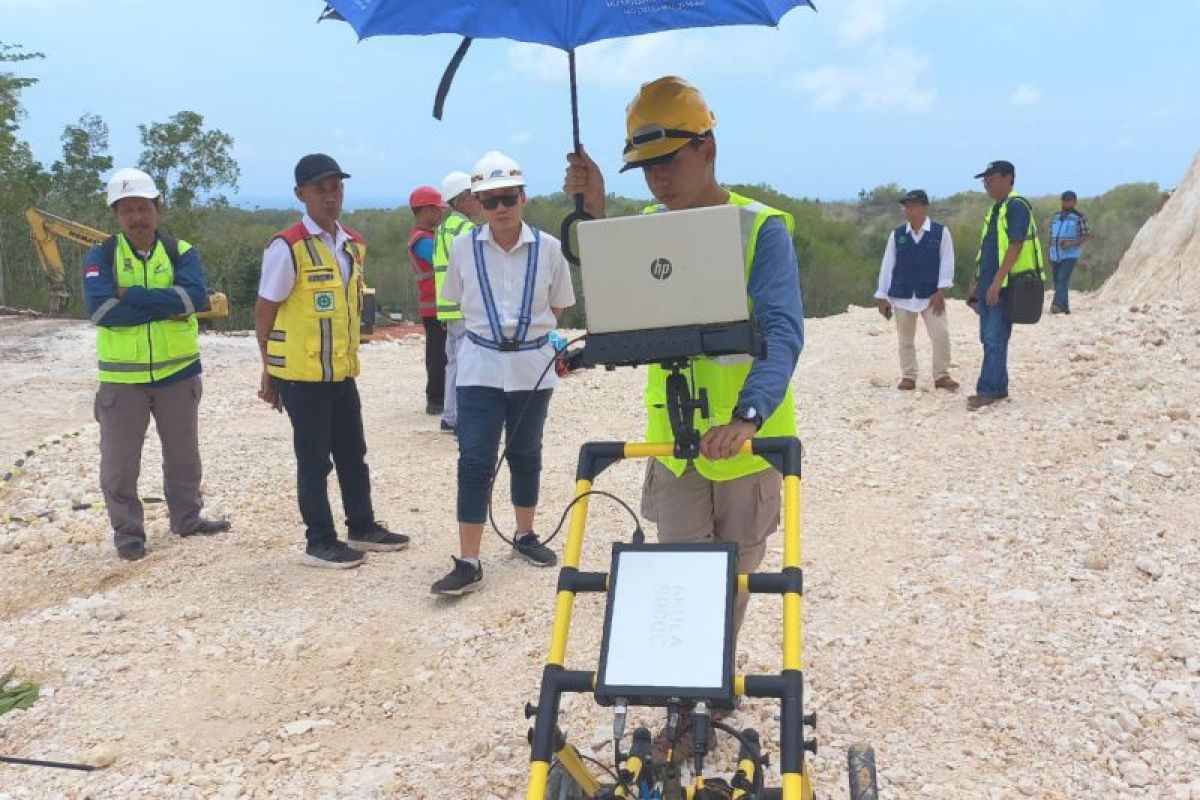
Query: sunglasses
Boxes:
[{"xmin": 480, "ymin": 192, "xmax": 521, "ymax": 210}]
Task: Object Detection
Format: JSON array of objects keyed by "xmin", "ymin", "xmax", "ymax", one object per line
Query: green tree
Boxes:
[
  {"xmin": 0, "ymin": 42, "xmax": 49, "ymax": 307},
  {"xmin": 46, "ymin": 112, "xmax": 112, "ymax": 222},
  {"xmin": 137, "ymin": 110, "xmax": 240, "ymax": 208}
]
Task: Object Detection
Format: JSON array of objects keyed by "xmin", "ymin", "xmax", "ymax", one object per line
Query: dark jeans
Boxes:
[
  {"xmin": 456, "ymin": 386, "xmax": 552, "ymax": 524},
  {"xmin": 976, "ymin": 297, "xmax": 1012, "ymax": 398},
  {"xmin": 276, "ymin": 378, "xmax": 374, "ymax": 545},
  {"xmin": 423, "ymin": 317, "xmax": 447, "ymax": 405},
  {"xmin": 1051, "ymin": 258, "xmax": 1077, "ymax": 311}
]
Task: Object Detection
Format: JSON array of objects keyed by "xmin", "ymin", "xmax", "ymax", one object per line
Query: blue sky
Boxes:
[{"xmin": 6, "ymin": 0, "xmax": 1200, "ymax": 208}]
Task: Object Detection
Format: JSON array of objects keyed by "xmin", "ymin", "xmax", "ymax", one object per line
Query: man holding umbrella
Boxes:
[{"xmin": 564, "ymin": 76, "xmax": 804, "ymax": 633}]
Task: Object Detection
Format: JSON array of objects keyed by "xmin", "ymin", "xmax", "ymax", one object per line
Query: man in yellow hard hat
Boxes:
[{"xmin": 565, "ymin": 76, "xmax": 804, "ymax": 631}]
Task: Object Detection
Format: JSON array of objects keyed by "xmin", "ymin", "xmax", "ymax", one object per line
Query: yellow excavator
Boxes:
[
  {"xmin": 24, "ymin": 207, "xmax": 229, "ymax": 319},
  {"xmin": 24, "ymin": 207, "xmax": 378, "ymax": 338}
]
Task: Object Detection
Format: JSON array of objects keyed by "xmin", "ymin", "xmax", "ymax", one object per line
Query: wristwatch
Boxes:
[{"xmin": 733, "ymin": 405, "xmax": 763, "ymax": 431}]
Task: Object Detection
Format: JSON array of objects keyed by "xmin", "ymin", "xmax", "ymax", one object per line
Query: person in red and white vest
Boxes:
[{"xmin": 408, "ymin": 185, "xmax": 448, "ymax": 415}]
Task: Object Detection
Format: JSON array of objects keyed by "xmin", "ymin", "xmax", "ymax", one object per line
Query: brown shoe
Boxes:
[
  {"xmin": 967, "ymin": 394, "xmax": 1007, "ymax": 411},
  {"xmin": 897, "ymin": 378, "xmax": 917, "ymax": 390},
  {"xmin": 934, "ymin": 376, "xmax": 960, "ymax": 391}
]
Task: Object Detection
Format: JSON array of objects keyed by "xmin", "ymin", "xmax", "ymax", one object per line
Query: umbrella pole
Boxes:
[
  {"xmin": 561, "ymin": 48, "xmax": 590, "ymax": 264},
  {"xmin": 569, "ymin": 49, "xmax": 582, "ymax": 158}
]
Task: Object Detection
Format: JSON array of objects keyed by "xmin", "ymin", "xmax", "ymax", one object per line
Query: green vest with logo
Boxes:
[
  {"xmin": 433, "ymin": 211, "xmax": 474, "ymax": 321},
  {"xmin": 96, "ymin": 234, "xmax": 200, "ymax": 384},
  {"xmin": 976, "ymin": 191, "xmax": 1045, "ymax": 287},
  {"xmin": 643, "ymin": 191, "xmax": 799, "ymax": 481}
]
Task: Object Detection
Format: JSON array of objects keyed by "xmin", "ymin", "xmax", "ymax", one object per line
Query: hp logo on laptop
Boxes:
[{"xmin": 650, "ymin": 257, "xmax": 673, "ymax": 280}]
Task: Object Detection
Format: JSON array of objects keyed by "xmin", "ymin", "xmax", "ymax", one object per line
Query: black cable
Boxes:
[
  {"xmin": 577, "ymin": 752, "xmax": 619, "ymax": 782},
  {"xmin": 710, "ymin": 720, "xmax": 766, "ymax": 798},
  {"xmin": 484, "ymin": 334, "xmax": 643, "ymax": 548}
]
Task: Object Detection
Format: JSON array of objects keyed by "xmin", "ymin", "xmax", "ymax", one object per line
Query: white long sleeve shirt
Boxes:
[
  {"xmin": 443, "ymin": 222, "xmax": 576, "ymax": 391},
  {"xmin": 874, "ymin": 218, "xmax": 955, "ymax": 313}
]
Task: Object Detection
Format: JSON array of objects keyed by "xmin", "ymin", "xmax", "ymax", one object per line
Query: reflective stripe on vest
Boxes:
[
  {"xmin": 95, "ymin": 233, "xmax": 200, "ymax": 384},
  {"xmin": 643, "ymin": 191, "xmax": 799, "ymax": 481},
  {"xmin": 265, "ymin": 222, "xmax": 365, "ymax": 382},
  {"xmin": 464, "ymin": 226, "xmax": 549, "ymax": 352},
  {"xmin": 434, "ymin": 212, "xmax": 473, "ymax": 320},
  {"xmin": 975, "ymin": 191, "xmax": 1045, "ymax": 288}
]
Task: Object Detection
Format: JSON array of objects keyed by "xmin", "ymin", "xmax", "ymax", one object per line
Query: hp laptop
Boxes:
[{"xmin": 576, "ymin": 204, "xmax": 761, "ymax": 366}]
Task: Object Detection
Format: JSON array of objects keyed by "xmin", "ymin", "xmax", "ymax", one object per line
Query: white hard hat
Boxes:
[
  {"xmin": 471, "ymin": 151, "xmax": 525, "ymax": 194},
  {"xmin": 106, "ymin": 168, "xmax": 161, "ymax": 207},
  {"xmin": 440, "ymin": 171, "xmax": 473, "ymax": 204}
]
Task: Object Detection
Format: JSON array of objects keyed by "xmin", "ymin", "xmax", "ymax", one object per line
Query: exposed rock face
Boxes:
[{"xmin": 1100, "ymin": 151, "xmax": 1200, "ymax": 308}]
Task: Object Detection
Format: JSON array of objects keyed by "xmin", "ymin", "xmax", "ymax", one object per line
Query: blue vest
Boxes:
[
  {"xmin": 1050, "ymin": 211, "xmax": 1085, "ymax": 261},
  {"xmin": 888, "ymin": 221, "xmax": 943, "ymax": 300}
]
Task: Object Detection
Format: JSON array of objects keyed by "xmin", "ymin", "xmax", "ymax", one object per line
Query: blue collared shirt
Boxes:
[{"xmin": 738, "ymin": 218, "xmax": 805, "ymax": 420}]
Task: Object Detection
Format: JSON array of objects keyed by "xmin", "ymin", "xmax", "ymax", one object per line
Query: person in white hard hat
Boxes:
[
  {"xmin": 431, "ymin": 151, "xmax": 576, "ymax": 596},
  {"xmin": 81, "ymin": 167, "xmax": 230, "ymax": 561},
  {"xmin": 432, "ymin": 170, "xmax": 484, "ymax": 434}
]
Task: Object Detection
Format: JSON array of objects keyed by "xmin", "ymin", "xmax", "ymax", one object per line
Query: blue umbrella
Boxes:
[
  {"xmin": 319, "ymin": 0, "xmax": 815, "ymax": 254},
  {"xmin": 321, "ymin": 0, "xmax": 813, "ymax": 140}
]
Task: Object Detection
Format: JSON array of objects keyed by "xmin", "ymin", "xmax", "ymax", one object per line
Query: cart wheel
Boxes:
[
  {"xmin": 847, "ymin": 743, "xmax": 879, "ymax": 800},
  {"xmin": 546, "ymin": 757, "xmax": 587, "ymax": 800}
]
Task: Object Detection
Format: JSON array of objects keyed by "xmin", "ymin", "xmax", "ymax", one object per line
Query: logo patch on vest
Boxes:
[
  {"xmin": 313, "ymin": 291, "xmax": 336, "ymax": 312},
  {"xmin": 650, "ymin": 257, "xmax": 673, "ymax": 280}
]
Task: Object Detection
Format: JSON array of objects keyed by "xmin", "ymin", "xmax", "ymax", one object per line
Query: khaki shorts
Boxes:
[{"xmin": 640, "ymin": 459, "xmax": 781, "ymax": 628}]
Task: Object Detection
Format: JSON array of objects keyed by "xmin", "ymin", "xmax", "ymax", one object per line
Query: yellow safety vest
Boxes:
[
  {"xmin": 433, "ymin": 211, "xmax": 473, "ymax": 321},
  {"xmin": 96, "ymin": 234, "xmax": 200, "ymax": 384},
  {"xmin": 643, "ymin": 191, "xmax": 799, "ymax": 481},
  {"xmin": 976, "ymin": 191, "xmax": 1045, "ymax": 287},
  {"xmin": 265, "ymin": 222, "xmax": 365, "ymax": 382}
]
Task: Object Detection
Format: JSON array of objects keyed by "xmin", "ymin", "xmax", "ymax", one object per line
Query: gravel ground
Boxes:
[{"xmin": 0, "ymin": 295, "xmax": 1197, "ymax": 799}]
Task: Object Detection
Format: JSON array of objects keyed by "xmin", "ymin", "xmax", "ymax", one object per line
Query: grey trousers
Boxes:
[
  {"xmin": 442, "ymin": 320, "xmax": 466, "ymax": 426},
  {"xmin": 95, "ymin": 375, "xmax": 204, "ymax": 548},
  {"xmin": 641, "ymin": 460, "xmax": 782, "ymax": 632}
]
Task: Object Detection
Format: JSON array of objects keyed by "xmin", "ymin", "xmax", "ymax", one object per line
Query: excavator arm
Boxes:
[{"xmin": 23, "ymin": 207, "xmax": 229, "ymax": 319}]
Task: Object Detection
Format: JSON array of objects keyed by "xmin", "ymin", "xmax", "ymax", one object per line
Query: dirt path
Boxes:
[{"xmin": 1, "ymin": 297, "xmax": 1197, "ymax": 799}]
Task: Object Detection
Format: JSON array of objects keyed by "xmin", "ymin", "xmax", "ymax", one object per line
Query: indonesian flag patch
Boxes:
[{"xmin": 84, "ymin": 265, "xmax": 100, "ymax": 279}]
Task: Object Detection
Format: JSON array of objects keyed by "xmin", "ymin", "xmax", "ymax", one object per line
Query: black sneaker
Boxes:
[
  {"xmin": 348, "ymin": 521, "xmax": 410, "ymax": 552},
  {"xmin": 117, "ymin": 540, "xmax": 147, "ymax": 561},
  {"xmin": 513, "ymin": 532, "xmax": 557, "ymax": 567},
  {"xmin": 302, "ymin": 540, "xmax": 365, "ymax": 569},
  {"xmin": 439, "ymin": 420, "xmax": 456, "ymax": 435},
  {"xmin": 180, "ymin": 518, "xmax": 231, "ymax": 537},
  {"xmin": 431, "ymin": 557, "xmax": 483, "ymax": 596},
  {"xmin": 425, "ymin": 401, "xmax": 444, "ymax": 416}
]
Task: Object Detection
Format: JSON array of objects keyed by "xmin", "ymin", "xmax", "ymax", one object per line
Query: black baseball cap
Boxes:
[
  {"xmin": 294, "ymin": 153, "xmax": 350, "ymax": 186},
  {"xmin": 900, "ymin": 189, "xmax": 930, "ymax": 205},
  {"xmin": 974, "ymin": 160, "xmax": 1015, "ymax": 179},
  {"xmin": 1061, "ymin": 190, "xmax": 1077, "ymax": 200}
]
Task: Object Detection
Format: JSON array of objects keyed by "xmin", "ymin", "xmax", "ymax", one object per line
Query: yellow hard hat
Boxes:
[{"xmin": 621, "ymin": 76, "xmax": 716, "ymax": 172}]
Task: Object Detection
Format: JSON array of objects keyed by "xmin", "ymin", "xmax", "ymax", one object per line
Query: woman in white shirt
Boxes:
[{"xmin": 432, "ymin": 151, "xmax": 576, "ymax": 596}]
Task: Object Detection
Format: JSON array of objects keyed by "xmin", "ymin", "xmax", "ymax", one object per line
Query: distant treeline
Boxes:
[{"xmin": 1, "ymin": 182, "xmax": 1163, "ymax": 331}]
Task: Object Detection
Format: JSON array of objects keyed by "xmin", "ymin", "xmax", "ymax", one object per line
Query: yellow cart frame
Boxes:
[{"xmin": 524, "ymin": 437, "xmax": 815, "ymax": 800}]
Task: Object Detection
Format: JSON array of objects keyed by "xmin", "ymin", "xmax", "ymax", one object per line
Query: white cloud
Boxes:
[
  {"xmin": 790, "ymin": 48, "xmax": 935, "ymax": 112},
  {"xmin": 1010, "ymin": 84, "xmax": 1041, "ymax": 107},
  {"xmin": 835, "ymin": 0, "xmax": 899, "ymax": 45},
  {"xmin": 510, "ymin": 131, "xmax": 533, "ymax": 146},
  {"xmin": 509, "ymin": 31, "xmax": 715, "ymax": 88}
]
